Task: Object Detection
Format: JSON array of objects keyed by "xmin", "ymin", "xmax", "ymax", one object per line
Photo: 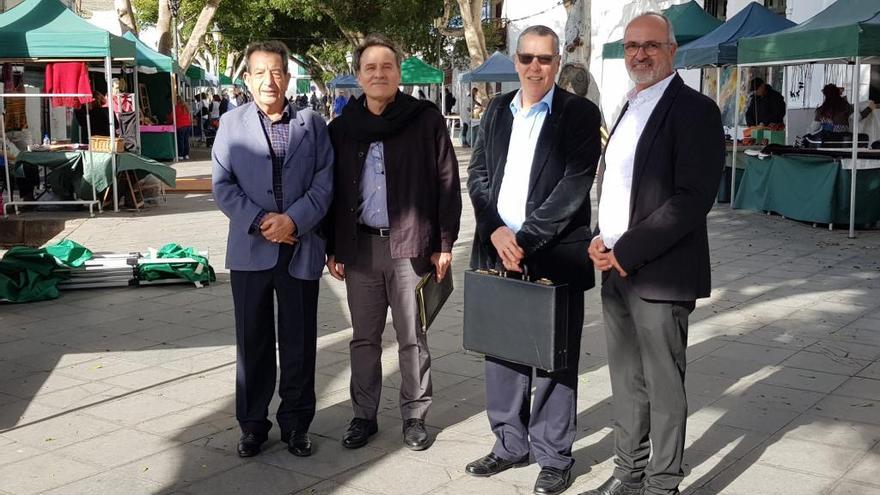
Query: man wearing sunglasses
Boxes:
[
  {"xmin": 583, "ymin": 12, "xmax": 723, "ymax": 495},
  {"xmin": 466, "ymin": 25, "xmax": 602, "ymax": 495}
]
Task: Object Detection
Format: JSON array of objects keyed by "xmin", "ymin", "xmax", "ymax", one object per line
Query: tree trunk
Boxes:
[
  {"xmin": 232, "ymin": 57, "xmax": 247, "ymax": 82},
  {"xmin": 560, "ymin": 0, "xmax": 606, "ymax": 127},
  {"xmin": 178, "ymin": 0, "xmax": 222, "ymax": 71},
  {"xmin": 114, "ymin": 0, "xmax": 138, "ymax": 36},
  {"xmin": 156, "ymin": 0, "xmax": 172, "ymax": 55},
  {"xmin": 457, "ymin": 0, "xmax": 488, "ymax": 68},
  {"xmin": 225, "ymin": 51, "xmax": 239, "ymax": 77}
]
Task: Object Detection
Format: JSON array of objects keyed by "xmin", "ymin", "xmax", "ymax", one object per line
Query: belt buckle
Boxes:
[{"xmin": 378, "ymin": 227, "xmax": 390, "ymax": 237}]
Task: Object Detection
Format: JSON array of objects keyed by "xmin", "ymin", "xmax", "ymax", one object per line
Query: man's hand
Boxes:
[
  {"xmin": 490, "ymin": 226, "xmax": 524, "ymax": 269},
  {"xmin": 430, "ymin": 252, "xmax": 452, "ymax": 282},
  {"xmin": 260, "ymin": 213, "xmax": 296, "ymax": 244},
  {"xmin": 326, "ymin": 255, "xmax": 345, "ymax": 281},
  {"xmin": 588, "ymin": 237, "xmax": 627, "ymax": 277}
]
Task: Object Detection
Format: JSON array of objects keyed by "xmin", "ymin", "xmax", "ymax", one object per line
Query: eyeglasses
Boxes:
[
  {"xmin": 622, "ymin": 41, "xmax": 672, "ymax": 56},
  {"xmin": 516, "ymin": 53, "xmax": 558, "ymax": 65}
]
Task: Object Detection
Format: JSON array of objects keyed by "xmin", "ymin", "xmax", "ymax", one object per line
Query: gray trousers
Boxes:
[
  {"xmin": 602, "ymin": 271, "xmax": 693, "ymax": 495},
  {"xmin": 345, "ymin": 232, "xmax": 433, "ymax": 421}
]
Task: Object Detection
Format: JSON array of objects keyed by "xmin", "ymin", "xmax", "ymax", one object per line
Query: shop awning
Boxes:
[
  {"xmin": 122, "ymin": 31, "xmax": 179, "ymax": 74},
  {"xmin": 401, "ymin": 57, "xmax": 443, "ymax": 85},
  {"xmin": 602, "ymin": 0, "xmax": 722, "ymax": 59},
  {"xmin": 461, "ymin": 51, "xmax": 519, "ymax": 83}
]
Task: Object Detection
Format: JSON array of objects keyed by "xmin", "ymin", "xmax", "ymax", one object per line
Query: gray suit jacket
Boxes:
[{"xmin": 212, "ymin": 102, "xmax": 334, "ymax": 280}]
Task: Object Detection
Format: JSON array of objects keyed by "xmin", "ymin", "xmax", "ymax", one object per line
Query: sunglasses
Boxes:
[{"xmin": 516, "ymin": 53, "xmax": 558, "ymax": 65}]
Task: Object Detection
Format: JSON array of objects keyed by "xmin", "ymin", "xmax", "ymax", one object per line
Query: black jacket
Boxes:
[
  {"xmin": 596, "ymin": 74, "xmax": 724, "ymax": 301},
  {"xmin": 745, "ymin": 85, "xmax": 786, "ymax": 126},
  {"xmin": 467, "ymin": 85, "xmax": 602, "ymax": 289},
  {"xmin": 326, "ymin": 104, "xmax": 461, "ymax": 263}
]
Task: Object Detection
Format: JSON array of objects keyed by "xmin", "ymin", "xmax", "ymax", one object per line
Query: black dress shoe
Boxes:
[
  {"xmin": 465, "ymin": 452, "xmax": 529, "ymax": 477},
  {"xmin": 237, "ymin": 432, "xmax": 267, "ymax": 458},
  {"xmin": 403, "ymin": 418, "xmax": 429, "ymax": 451},
  {"xmin": 534, "ymin": 466, "xmax": 571, "ymax": 495},
  {"xmin": 341, "ymin": 418, "xmax": 378, "ymax": 449},
  {"xmin": 284, "ymin": 431, "xmax": 312, "ymax": 457},
  {"xmin": 579, "ymin": 476, "xmax": 643, "ymax": 495}
]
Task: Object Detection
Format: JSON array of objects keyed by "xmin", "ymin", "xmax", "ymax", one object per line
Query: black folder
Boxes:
[{"xmin": 415, "ymin": 268, "xmax": 454, "ymax": 333}]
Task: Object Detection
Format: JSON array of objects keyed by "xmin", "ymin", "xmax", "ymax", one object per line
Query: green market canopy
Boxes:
[
  {"xmin": 738, "ymin": 0, "xmax": 880, "ymax": 65},
  {"xmin": 0, "ymin": 0, "xmax": 135, "ymax": 60},
  {"xmin": 401, "ymin": 57, "xmax": 443, "ymax": 85},
  {"xmin": 602, "ymin": 0, "xmax": 723, "ymax": 59}
]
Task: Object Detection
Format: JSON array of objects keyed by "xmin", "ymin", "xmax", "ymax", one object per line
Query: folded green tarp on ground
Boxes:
[
  {"xmin": 139, "ymin": 243, "xmax": 216, "ymax": 284},
  {"xmin": 0, "ymin": 240, "xmax": 92, "ymax": 303}
]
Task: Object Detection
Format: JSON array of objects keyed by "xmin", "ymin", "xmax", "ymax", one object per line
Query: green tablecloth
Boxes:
[
  {"xmin": 140, "ymin": 132, "xmax": 176, "ymax": 161},
  {"xmin": 733, "ymin": 154, "xmax": 880, "ymax": 227},
  {"xmin": 14, "ymin": 151, "xmax": 176, "ymax": 199}
]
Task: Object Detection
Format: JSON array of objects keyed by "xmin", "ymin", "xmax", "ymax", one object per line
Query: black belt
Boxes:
[{"xmin": 358, "ymin": 224, "xmax": 391, "ymax": 237}]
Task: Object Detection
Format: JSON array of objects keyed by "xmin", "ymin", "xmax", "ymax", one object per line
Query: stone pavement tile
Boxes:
[
  {"xmin": 424, "ymin": 330, "xmax": 466, "ymax": 353},
  {"xmin": 82, "ymin": 393, "xmax": 191, "ymax": 425},
  {"xmin": 807, "ymin": 340, "xmax": 880, "ymax": 361},
  {"xmin": 687, "ymin": 355, "xmax": 768, "ymax": 381},
  {"xmin": 334, "ymin": 454, "xmax": 464, "ymax": 495},
  {"xmin": 0, "ymin": 451, "xmax": 102, "ymax": 495},
  {"xmin": 148, "ymin": 376, "xmax": 233, "ymax": 406},
  {"xmin": 776, "ymin": 413, "xmax": 880, "ymax": 450},
  {"xmin": 111, "ymin": 343, "xmax": 214, "ymax": 367},
  {"xmin": 0, "ymin": 439, "xmax": 44, "ymax": 466},
  {"xmin": 136, "ymin": 323, "xmax": 215, "ymax": 345},
  {"xmin": 184, "ymin": 461, "xmax": 320, "ymax": 495},
  {"xmin": 833, "ymin": 376, "xmax": 880, "ymax": 401},
  {"xmin": 261, "ymin": 435, "xmax": 385, "ymax": 479},
  {"xmin": 835, "ymin": 325, "xmax": 880, "ymax": 347},
  {"xmin": 52, "ymin": 356, "xmax": 152, "ymax": 381},
  {"xmin": 101, "ymin": 365, "xmax": 188, "ymax": 390},
  {"xmin": 185, "ymin": 312, "xmax": 237, "ymax": 332},
  {"xmin": 147, "ymin": 307, "xmax": 221, "ymax": 326},
  {"xmin": 713, "ymin": 382, "xmax": 826, "ymax": 413},
  {"xmin": 859, "ymin": 362, "xmax": 880, "ymax": 380},
  {"xmin": 404, "ymin": 430, "xmax": 494, "ymax": 469},
  {"xmin": 0, "ymin": 369, "xmax": 87, "ymax": 400},
  {"xmin": 680, "ymin": 451, "xmax": 743, "ymax": 493},
  {"xmin": 54, "ymin": 428, "xmax": 178, "ymax": 468},
  {"xmin": 758, "ymin": 365, "xmax": 849, "ymax": 393},
  {"xmin": 425, "ymin": 474, "xmax": 534, "ymax": 495},
  {"xmin": 149, "ymin": 289, "xmax": 222, "ymax": 308},
  {"xmin": 68, "ymin": 332, "xmax": 163, "ymax": 353},
  {"xmin": 843, "ymin": 446, "xmax": 880, "ymax": 485},
  {"xmin": 137, "ymin": 404, "xmax": 236, "ymax": 443},
  {"xmin": 161, "ymin": 349, "xmax": 236, "ymax": 374},
  {"xmin": 118, "ymin": 443, "xmax": 243, "ymax": 490},
  {"xmin": 810, "ymin": 395, "xmax": 880, "ymax": 425},
  {"xmin": 309, "ymin": 403, "xmax": 357, "ymax": 438},
  {"xmin": 702, "ymin": 460, "xmax": 834, "ymax": 495},
  {"xmin": 315, "ymin": 349, "xmax": 351, "ymax": 371},
  {"xmin": 746, "ymin": 436, "xmax": 865, "ymax": 478},
  {"xmin": 293, "ymin": 479, "xmax": 380, "ymax": 494},
  {"xmin": 706, "ymin": 341, "xmax": 798, "ymax": 366},
  {"xmin": 436, "ymin": 411, "xmax": 493, "ymax": 441},
  {"xmin": 433, "ymin": 377, "xmax": 485, "ymax": 409},
  {"xmin": 687, "ymin": 401, "xmax": 801, "ymax": 434},
  {"xmin": 735, "ymin": 327, "xmax": 819, "ymax": 351},
  {"xmin": 829, "ymin": 481, "xmax": 880, "ymax": 495},
  {"xmin": 685, "ymin": 371, "xmax": 738, "ymax": 399},
  {"xmin": 684, "ymin": 416, "xmax": 768, "ymax": 461},
  {"xmin": 31, "ymin": 382, "xmax": 131, "ymax": 410},
  {"xmin": 1, "ymin": 412, "xmax": 120, "ymax": 451},
  {"xmin": 40, "ymin": 470, "xmax": 164, "ymax": 495},
  {"xmin": 0, "ymin": 337, "xmax": 68, "ymax": 361},
  {"xmin": 429, "ymin": 352, "xmax": 485, "ymax": 378},
  {"xmin": 781, "ymin": 350, "xmax": 871, "ymax": 377},
  {"xmin": 0, "ymin": 399, "xmax": 63, "ymax": 427}
]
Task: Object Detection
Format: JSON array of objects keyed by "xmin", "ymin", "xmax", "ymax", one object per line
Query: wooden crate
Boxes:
[{"xmin": 90, "ymin": 136, "xmax": 124, "ymax": 153}]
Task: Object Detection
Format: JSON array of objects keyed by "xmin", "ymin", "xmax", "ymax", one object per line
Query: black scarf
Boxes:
[{"xmin": 339, "ymin": 90, "xmax": 436, "ymax": 143}]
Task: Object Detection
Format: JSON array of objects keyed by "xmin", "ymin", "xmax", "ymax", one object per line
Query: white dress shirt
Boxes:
[
  {"xmin": 598, "ymin": 74, "xmax": 675, "ymax": 249},
  {"xmin": 497, "ymin": 86, "xmax": 555, "ymax": 232}
]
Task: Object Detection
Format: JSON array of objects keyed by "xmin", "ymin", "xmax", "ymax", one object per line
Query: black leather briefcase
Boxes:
[{"xmin": 462, "ymin": 269, "xmax": 570, "ymax": 372}]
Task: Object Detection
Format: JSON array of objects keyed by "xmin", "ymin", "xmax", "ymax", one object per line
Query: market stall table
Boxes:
[
  {"xmin": 733, "ymin": 152, "xmax": 880, "ymax": 227},
  {"xmin": 140, "ymin": 125, "xmax": 176, "ymax": 161}
]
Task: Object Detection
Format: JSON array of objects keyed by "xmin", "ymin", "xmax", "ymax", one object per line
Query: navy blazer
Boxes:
[{"xmin": 212, "ymin": 102, "xmax": 334, "ymax": 280}]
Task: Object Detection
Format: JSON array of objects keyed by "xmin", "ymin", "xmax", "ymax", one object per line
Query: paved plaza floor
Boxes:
[{"xmin": 1, "ymin": 148, "xmax": 879, "ymax": 494}]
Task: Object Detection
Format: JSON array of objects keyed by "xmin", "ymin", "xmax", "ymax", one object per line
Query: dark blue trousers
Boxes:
[
  {"xmin": 485, "ymin": 289, "xmax": 585, "ymax": 470},
  {"xmin": 230, "ymin": 243, "xmax": 319, "ymax": 438}
]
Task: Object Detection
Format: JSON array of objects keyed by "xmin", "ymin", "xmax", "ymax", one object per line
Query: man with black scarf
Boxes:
[{"xmin": 325, "ymin": 34, "xmax": 461, "ymax": 451}]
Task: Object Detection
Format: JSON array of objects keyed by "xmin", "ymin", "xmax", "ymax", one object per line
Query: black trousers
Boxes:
[
  {"xmin": 230, "ymin": 244, "xmax": 319, "ymax": 438},
  {"xmin": 484, "ymin": 289, "xmax": 585, "ymax": 470},
  {"xmin": 602, "ymin": 271, "xmax": 693, "ymax": 495}
]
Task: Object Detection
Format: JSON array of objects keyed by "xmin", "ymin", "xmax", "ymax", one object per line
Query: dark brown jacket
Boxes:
[{"xmin": 326, "ymin": 106, "xmax": 461, "ymax": 263}]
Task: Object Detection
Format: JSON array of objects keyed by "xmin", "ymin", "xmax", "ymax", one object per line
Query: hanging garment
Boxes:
[{"xmin": 45, "ymin": 62, "xmax": 93, "ymax": 108}]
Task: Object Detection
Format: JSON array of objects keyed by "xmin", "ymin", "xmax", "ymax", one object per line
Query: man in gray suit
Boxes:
[{"xmin": 212, "ymin": 40, "xmax": 334, "ymax": 459}]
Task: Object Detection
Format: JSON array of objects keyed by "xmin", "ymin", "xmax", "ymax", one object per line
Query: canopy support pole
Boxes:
[
  {"xmin": 849, "ymin": 58, "xmax": 860, "ymax": 239},
  {"xmin": 2, "ymin": 90, "xmax": 9, "ymax": 216},
  {"xmin": 133, "ymin": 66, "xmax": 142, "ymax": 153},
  {"xmin": 85, "ymin": 103, "xmax": 100, "ymax": 213},
  {"xmin": 171, "ymin": 73, "xmax": 178, "ymax": 163},
  {"xmin": 106, "ymin": 56, "xmax": 119, "ymax": 213},
  {"xmin": 716, "ymin": 67, "xmax": 721, "ymax": 107},
  {"xmin": 731, "ymin": 66, "xmax": 740, "ymax": 209},
  {"xmin": 783, "ymin": 66, "xmax": 789, "ymax": 145}
]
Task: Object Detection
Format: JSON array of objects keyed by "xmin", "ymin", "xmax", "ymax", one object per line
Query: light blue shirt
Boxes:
[
  {"xmin": 358, "ymin": 141, "xmax": 389, "ymax": 228},
  {"xmin": 497, "ymin": 86, "xmax": 555, "ymax": 232}
]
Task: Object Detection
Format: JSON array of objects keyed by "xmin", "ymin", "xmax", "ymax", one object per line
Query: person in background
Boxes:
[
  {"xmin": 443, "ymin": 87, "xmax": 456, "ymax": 115},
  {"xmin": 814, "ymin": 83, "xmax": 875, "ymax": 134},
  {"xmin": 169, "ymin": 97, "xmax": 192, "ymax": 160},
  {"xmin": 219, "ymin": 92, "xmax": 230, "ymax": 116},
  {"xmin": 745, "ymin": 77, "xmax": 786, "ymax": 127},
  {"xmin": 310, "ymin": 91, "xmax": 319, "ymax": 111},
  {"xmin": 417, "ymin": 89, "xmax": 427, "ymax": 100},
  {"xmin": 332, "ymin": 90, "xmax": 348, "ymax": 119}
]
